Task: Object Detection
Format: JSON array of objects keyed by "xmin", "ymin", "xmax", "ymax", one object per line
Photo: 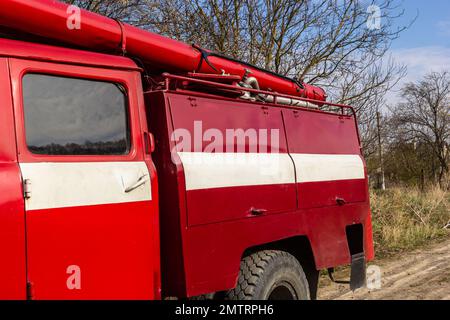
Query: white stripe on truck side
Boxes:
[
  {"xmin": 178, "ymin": 152, "xmax": 296, "ymax": 191},
  {"xmin": 20, "ymin": 154, "xmax": 365, "ymax": 210},
  {"xmin": 290, "ymin": 154, "xmax": 365, "ymax": 183},
  {"xmin": 20, "ymin": 162, "xmax": 152, "ymax": 211},
  {"xmin": 178, "ymin": 152, "xmax": 365, "ymax": 191}
]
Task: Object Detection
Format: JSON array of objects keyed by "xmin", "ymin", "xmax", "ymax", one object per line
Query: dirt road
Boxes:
[{"xmin": 318, "ymin": 238, "xmax": 450, "ymax": 300}]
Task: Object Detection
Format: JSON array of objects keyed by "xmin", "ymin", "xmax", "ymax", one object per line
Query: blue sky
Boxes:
[
  {"xmin": 391, "ymin": 0, "xmax": 450, "ymax": 49},
  {"xmin": 385, "ymin": 0, "xmax": 450, "ymax": 102}
]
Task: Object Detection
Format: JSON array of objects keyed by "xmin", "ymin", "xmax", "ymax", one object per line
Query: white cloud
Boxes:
[{"xmin": 386, "ymin": 46, "xmax": 450, "ymax": 104}]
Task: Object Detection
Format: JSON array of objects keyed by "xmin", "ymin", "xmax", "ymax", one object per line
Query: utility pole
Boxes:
[{"xmin": 376, "ymin": 110, "xmax": 386, "ymax": 190}]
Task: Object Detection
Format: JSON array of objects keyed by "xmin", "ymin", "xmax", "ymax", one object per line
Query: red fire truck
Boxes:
[{"xmin": 0, "ymin": 0, "xmax": 374, "ymax": 300}]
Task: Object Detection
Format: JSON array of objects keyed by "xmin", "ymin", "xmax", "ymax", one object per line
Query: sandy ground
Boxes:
[{"xmin": 317, "ymin": 238, "xmax": 450, "ymax": 300}]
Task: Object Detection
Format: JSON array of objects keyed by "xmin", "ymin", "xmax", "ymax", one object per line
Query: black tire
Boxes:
[{"xmin": 226, "ymin": 250, "xmax": 310, "ymax": 300}]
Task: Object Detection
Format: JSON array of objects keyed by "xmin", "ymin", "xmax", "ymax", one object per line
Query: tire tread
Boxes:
[{"xmin": 227, "ymin": 250, "xmax": 305, "ymax": 300}]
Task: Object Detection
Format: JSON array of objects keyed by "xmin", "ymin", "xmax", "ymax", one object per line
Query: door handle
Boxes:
[
  {"xmin": 124, "ymin": 174, "xmax": 149, "ymax": 193},
  {"xmin": 249, "ymin": 207, "xmax": 268, "ymax": 216},
  {"xmin": 336, "ymin": 197, "xmax": 346, "ymax": 206}
]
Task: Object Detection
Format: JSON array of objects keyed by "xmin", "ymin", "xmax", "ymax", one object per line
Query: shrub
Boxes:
[{"xmin": 370, "ymin": 186, "xmax": 449, "ymax": 257}]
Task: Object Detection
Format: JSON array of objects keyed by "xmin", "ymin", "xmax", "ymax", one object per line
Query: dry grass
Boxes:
[{"xmin": 371, "ymin": 186, "xmax": 450, "ymax": 257}]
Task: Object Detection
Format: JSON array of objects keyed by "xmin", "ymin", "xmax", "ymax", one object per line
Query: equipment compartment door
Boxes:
[
  {"xmin": 168, "ymin": 94, "xmax": 297, "ymax": 226},
  {"xmin": 10, "ymin": 59, "xmax": 159, "ymax": 299},
  {"xmin": 283, "ymin": 108, "xmax": 367, "ymax": 209}
]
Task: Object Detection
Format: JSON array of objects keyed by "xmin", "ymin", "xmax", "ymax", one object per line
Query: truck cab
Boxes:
[{"xmin": 0, "ymin": 38, "xmax": 160, "ymax": 299}]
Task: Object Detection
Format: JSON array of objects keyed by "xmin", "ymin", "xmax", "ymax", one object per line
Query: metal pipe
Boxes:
[
  {"xmin": 0, "ymin": 0, "xmax": 327, "ymax": 102},
  {"xmin": 241, "ymin": 75, "xmax": 319, "ymax": 108}
]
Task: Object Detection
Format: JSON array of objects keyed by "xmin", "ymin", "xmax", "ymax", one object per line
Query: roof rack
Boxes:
[{"xmin": 160, "ymin": 73, "xmax": 356, "ymax": 117}]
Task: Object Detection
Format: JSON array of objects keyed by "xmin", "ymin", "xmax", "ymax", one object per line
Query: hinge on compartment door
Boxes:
[
  {"xmin": 26, "ymin": 281, "xmax": 34, "ymax": 300},
  {"xmin": 23, "ymin": 179, "xmax": 31, "ymax": 199},
  {"xmin": 188, "ymin": 97, "xmax": 197, "ymax": 107}
]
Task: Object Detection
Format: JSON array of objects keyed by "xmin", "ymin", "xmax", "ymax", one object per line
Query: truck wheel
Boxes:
[{"xmin": 227, "ymin": 250, "xmax": 310, "ymax": 300}]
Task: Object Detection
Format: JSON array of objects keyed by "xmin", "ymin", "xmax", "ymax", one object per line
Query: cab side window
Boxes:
[{"xmin": 22, "ymin": 74, "xmax": 130, "ymax": 155}]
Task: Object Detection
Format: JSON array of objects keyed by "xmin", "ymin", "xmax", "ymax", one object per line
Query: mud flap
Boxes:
[{"xmin": 350, "ymin": 252, "xmax": 366, "ymax": 291}]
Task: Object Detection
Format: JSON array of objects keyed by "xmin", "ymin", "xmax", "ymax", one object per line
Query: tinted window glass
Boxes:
[{"xmin": 23, "ymin": 74, "xmax": 130, "ymax": 155}]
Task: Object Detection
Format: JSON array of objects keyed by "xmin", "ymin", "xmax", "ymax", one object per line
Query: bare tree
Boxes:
[
  {"xmin": 390, "ymin": 72, "xmax": 450, "ymax": 188},
  {"xmin": 62, "ymin": 0, "xmax": 409, "ymax": 158},
  {"xmin": 64, "ymin": 0, "xmax": 157, "ymax": 26},
  {"xmin": 139, "ymin": 0, "xmax": 410, "ymax": 156}
]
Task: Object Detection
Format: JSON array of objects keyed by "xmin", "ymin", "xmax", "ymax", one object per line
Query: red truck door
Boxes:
[
  {"xmin": 282, "ymin": 109, "xmax": 367, "ymax": 209},
  {"xmin": 0, "ymin": 58, "xmax": 27, "ymax": 300},
  {"xmin": 167, "ymin": 94, "xmax": 297, "ymax": 226},
  {"xmin": 9, "ymin": 59, "xmax": 159, "ymax": 299}
]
